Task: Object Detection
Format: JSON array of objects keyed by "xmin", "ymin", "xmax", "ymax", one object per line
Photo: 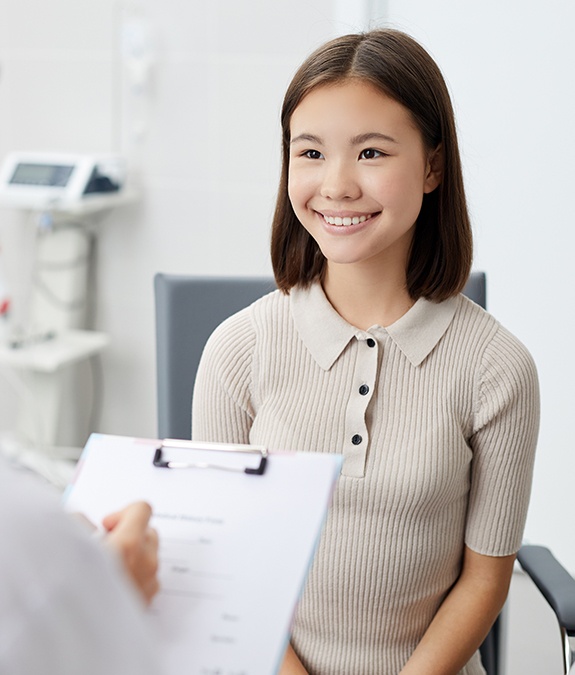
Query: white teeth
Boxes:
[{"xmin": 323, "ymin": 214, "xmax": 369, "ymax": 226}]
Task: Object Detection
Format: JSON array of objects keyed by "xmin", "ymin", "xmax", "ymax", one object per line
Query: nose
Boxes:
[{"xmin": 320, "ymin": 160, "xmax": 361, "ymax": 201}]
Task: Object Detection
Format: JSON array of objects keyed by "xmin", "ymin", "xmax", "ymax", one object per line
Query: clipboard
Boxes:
[
  {"xmin": 64, "ymin": 433, "xmax": 342, "ymax": 675},
  {"xmin": 153, "ymin": 438, "xmax": 268, "ymax": 474}
]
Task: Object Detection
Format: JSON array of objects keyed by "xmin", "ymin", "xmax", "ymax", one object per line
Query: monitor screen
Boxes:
[{"xmin": 9, "ymin": 163, "xmax": 74, "ymax": 187}]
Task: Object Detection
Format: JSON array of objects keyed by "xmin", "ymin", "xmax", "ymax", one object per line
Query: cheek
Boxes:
[
  {"xmin": 287, "ymin": 172, "xmax": 311, "ymax": 211},
  {"xmin": 287, "ymin": 178, "xmax": 315, "ymax": 234},
  {"xmin": 374, "ymin": 166, "xmax": 427, "ymax": 207}
]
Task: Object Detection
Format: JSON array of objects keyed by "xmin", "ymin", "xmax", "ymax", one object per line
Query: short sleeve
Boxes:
[
  {"xmin": 192, "ymin": 306, "xmax": 256, "ymax": 444},
  {"xmin": 465, "ymin": 325, "xmax": 540, "ymax": 556}
]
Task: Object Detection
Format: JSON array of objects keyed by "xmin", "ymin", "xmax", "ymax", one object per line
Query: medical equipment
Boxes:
[
  {"xmin": 0, "ymin": 151, "xmax": 133, "ymax": 464},
  {"xmin": 0, "ymin": 152, "xmax": 127, "ymax": 211}
]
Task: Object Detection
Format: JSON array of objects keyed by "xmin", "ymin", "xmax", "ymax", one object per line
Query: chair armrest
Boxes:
[{"xmin": 517, "ymin": 545, "xmax": 575, "ymax": 636}]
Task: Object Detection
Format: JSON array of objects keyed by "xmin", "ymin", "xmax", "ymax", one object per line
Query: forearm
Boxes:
[
  {"xmin": 279, "ymin": 644, "xmax": 310, "ymax": 675},
  {"xmin": 400, "ymin": 547, "xmax": 515, "ymax": 675}
]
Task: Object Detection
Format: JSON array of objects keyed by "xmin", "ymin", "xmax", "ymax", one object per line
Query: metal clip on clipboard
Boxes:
[{"xmin": 153, "ymin": 439, "xmax": 268, "ymax": 475}]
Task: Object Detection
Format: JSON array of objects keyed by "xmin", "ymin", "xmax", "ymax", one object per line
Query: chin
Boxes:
[{"xmin": 317, "ymin": 245, "xmax": 369, "ymax": 266}]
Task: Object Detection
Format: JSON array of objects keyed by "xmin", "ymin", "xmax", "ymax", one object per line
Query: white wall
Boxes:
[{"xmin": 505, "ymin": 569, "xmax": 564, "ymax": 675}]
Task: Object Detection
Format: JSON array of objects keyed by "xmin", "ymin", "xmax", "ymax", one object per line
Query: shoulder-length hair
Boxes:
[{"xmin": 270, "ymin": 29, "xmax": 472, "ymax": 301}]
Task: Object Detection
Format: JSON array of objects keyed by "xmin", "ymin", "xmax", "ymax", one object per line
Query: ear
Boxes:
[{"xmin": 423, "ymin": 144, "xmax": 443, "ymax": 194}]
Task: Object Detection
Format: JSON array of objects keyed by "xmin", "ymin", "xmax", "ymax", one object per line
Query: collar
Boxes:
[{"xmin": 290, "ymin": 283, "xmax": 460, "ymax": 370}]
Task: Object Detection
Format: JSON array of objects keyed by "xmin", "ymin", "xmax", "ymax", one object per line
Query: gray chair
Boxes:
[
  {"xmin": 516, "ymin": 546, "xmax": 575, "ymax": 674},
  {"xmin": 153, "ymin": 270, "xmax": 575, "ymax": 674}
]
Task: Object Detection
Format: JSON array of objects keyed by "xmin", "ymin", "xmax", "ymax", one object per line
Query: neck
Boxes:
[{"xmin": 322, "ymin": 261, "xmax": 414, "ymax": 329}]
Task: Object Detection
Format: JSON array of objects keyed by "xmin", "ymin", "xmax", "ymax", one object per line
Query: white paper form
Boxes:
[{"xmin": 64, "ymin": 434, "xmax": 342, "ymax": 675}]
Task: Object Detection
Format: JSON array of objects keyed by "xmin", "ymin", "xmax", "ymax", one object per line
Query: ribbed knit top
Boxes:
[{"xmin": 192, "ymin": 283, "xmax": 539, "ymax": 675}]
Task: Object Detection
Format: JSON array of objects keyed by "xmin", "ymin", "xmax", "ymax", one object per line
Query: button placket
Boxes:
[{"xmin": 342, "ymin": 335, "xmax": 378, "ymax": 477}]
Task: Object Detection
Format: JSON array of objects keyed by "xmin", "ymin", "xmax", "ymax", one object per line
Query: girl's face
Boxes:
[{"xmin": 288, "ymin": 79, "xmax": 441, "ymax": 275}]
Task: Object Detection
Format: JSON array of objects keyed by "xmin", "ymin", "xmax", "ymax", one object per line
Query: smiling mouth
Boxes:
[{"xmin": 320, "ymin": 213, "xmax": 375, "ymax": 227}]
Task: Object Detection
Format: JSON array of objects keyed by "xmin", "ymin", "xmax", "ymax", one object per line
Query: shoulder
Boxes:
[
  {"xmin": 464, "ymin": 295, "xmax": 535, "ymax": 369},
  {"xmin": 198, "ymin": 289, "xmax": 290, "ymax": 382},
  {"xmin": 0, "ymin": 462, "xmax": 68, "ymax": 558},
  {"xmin": 0, "ymin": 461, "xmax": 161, "ymax": 675},
  {"xmin": 441, "ymin": 295, "xmax": 539, "ymax": 412},
  {"xmin": 204, "ymin": 289, "xmax": 290, "ymax": 351},
  {"xmin": 0, "ymin": 462, "xmax": 114, "ymax": 595},
  {"xmin": 478, "ymin": 318, "xmax": 539, "ymax": 422},
  {"xmin": 451, "ymin": 293, "xmax": 498, "ymax": 341},
  {"xmin": 454, "ymin": 294, "xmax": 537, "ymax": 374},
  {"xmin": 0, "ymin": 464, "xmax": 105, "ymax": 630},
  {"xmin": 451, "ymin": 296, "xmax": 539, "ymax": 429}
]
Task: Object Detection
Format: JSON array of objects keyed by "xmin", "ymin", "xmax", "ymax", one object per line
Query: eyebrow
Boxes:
[
  {"xmin": 351, "ymin": 132, "xmax": 399, "ymax": 145},
  {"xmin": 290, "ymin": 133, "xmax": 322, "ymax": 145},
  {"xmin": 290, "ymin": 131, "xmax": 399, "ymax": 145}
]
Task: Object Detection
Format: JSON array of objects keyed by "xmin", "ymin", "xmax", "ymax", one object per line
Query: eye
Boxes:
[
  {"xmin": 359, "ymin": 148, "xmax": 383, "ymax": 160},
  {"xmin": 304, "ymin": 149, "xmax": 324, "ymax": 160}
]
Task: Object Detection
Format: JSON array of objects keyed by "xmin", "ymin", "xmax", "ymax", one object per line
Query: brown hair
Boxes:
[{"xmin": 270, "ymin": 28, "xmax": 472, "ymax": 301}]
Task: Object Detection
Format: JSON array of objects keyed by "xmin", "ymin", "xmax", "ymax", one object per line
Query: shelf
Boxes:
[
  {"xmin": 0, "ymin": 189, "xmax": 139, "ymax": 215},
  {"xmin": 0, "ymin": 330, "xmax": 110, "ymax": 372}
]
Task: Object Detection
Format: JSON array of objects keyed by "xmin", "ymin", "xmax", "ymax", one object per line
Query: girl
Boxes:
[{"xmin": 192, "ymin": 29, "xmax": 539, "ymax": 675}]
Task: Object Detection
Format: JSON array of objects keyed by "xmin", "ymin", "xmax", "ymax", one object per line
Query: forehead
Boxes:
[{"xmin": 290, "ymin": 80, "xmax": 420, "ymax": 139}]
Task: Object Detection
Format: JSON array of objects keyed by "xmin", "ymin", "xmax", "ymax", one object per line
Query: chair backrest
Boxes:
[
  {"xmin": 154, "ymin": 270, "xmax": 496, "ymax": 672},
  {"xmin": 154, "ymin": 274, "xmax": 276, "ymax": 440},
  {"xmin": 462, "ymin": 270, "xmax": 486, "ymax": 309},
  {"xmin": 154, "ymin": 271, "xmax": 486, "ymax": 441}
]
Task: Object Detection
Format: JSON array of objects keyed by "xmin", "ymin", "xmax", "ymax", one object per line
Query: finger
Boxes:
[
  {"xmin": 141, "ymin": 575, "xmax": 161, "ymax": 605},
  {"xmin": 143, "ymin": 528, "xmax": 160, "ymax": 575},
  {"xmin": 102, "ymin": 501, "xmax": 152, "ymax": 534},
  {"xmin": 146, "ymin": 527, "xmax": 159, "ymax": 552}
]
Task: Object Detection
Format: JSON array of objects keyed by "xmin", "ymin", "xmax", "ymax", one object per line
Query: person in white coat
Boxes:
[{"xmin": 0, "ymin": 457, "xmax": 162, "ymax": 675}]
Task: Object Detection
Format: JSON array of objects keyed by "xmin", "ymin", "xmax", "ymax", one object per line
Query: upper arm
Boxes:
[
  {"xmin": 465, "ymin": 326, "xmax": 540, "ymax": 556},
  {"xmin": 191, "ymin": 310, "xmax": 256, "ymax": 444}
]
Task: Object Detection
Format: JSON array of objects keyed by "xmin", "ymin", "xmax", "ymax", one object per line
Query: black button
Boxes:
[
  {"xmin": 351, "ymin": 434, "xmax": 362, "ymax": 445},
  {"xmin": 366, "ymin": 338, "xmax": 376, "ymax": 348},
  {"xmin": 359, "ymin": 384, "xmax": 369, "ymax": 396}
]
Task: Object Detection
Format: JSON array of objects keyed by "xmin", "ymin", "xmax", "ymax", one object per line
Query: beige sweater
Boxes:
[{"xmin": 192, "ymin": 283, "xmax": 539, "ymax": 675}]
